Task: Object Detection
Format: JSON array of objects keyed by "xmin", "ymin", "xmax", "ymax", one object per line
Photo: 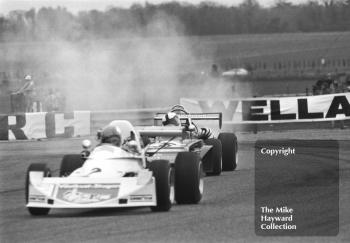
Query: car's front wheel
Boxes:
[
  {"xmin": 59, "ymin": 154, "xmax": 84, "ymax": 177},
  {"xmin": 203, "ymin": 138, "xmax": 222, "ymax": 176},
  {"xmin": 149, "ymin": 160, "xmax": 172, "ymax": 212},
  {"xmin": 218, "ymin": 133, "xmax": 238, "ymax": 171},
  {"xmin": 25, "ymin": 163, "xmax": 51, "ymax": 216},
  {"xmin": 174, "ymin": 152, "xmax": 203, "ymax": 204}
]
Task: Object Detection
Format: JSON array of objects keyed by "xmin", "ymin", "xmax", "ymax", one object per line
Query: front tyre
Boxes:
[
  {"xmin": 218, "ymin": 133, "xmax": 238, "ymax": 171},
  {"xmin": 59, "ymin": 154, "xmax": 84, "ymax": 177},
  {"xmin": 149, "ymin": 160, "xmax": 172, "ymax": 212},
  {"xmin": 175, "ymin": 152, "xmax": 203, "ymax": 204},
  {"xmin": 25, "ymin": 163, "xmax": 51, "ymax": 216}
]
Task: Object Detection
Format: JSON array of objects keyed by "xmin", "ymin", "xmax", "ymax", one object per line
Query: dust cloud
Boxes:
[
  {"xmin": 38, "ymin": 12, "xmax": 194, "ymax": 111},
  {"xmin": 1, "ymin": 10, "xmax": 250, "ymax": 112}
]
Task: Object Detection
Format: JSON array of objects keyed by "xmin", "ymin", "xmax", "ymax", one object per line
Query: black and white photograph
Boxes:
[{"xmin": 0, "ymin": 0, "xmax": 349, "ymax": 242}]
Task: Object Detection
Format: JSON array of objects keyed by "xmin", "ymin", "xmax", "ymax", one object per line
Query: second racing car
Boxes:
[{"xmin": 140, "ymin": 105, "xmax": 238, "ymax": 176}]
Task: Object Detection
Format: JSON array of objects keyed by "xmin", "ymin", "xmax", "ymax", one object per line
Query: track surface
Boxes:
[{"xmin": 1, "ymin": 130, "xmax": 350, "ymax": 243}]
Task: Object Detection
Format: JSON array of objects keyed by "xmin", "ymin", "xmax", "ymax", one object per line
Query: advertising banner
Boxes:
[
  {"xmin": 0, "ymin": 111, "xmax": 90, "ymax": 141},
  {"xmin": 181, "ymin": 93, "xmax": 350, "ymax": 124}
]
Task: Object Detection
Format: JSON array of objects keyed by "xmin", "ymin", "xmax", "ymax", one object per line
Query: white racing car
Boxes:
[{"xmin": 26, "ymin": 120, "xmax": 201, "ymax": 216}]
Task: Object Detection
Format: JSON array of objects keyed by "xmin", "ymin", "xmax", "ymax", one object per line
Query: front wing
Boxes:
[{"xmin": 26, "ymin": 171, "xmax": 156, "ymax": 209}]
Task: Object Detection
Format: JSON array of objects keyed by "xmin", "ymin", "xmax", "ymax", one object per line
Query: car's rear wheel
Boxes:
[
  {"xmin": 175, "ymin": 152, "xmax": 203, "ymax": 204},
  {"xmin": 203, "ymin": 138, "xmax": 222, "ymax": 176},
  {"xmin": 149, "ymin": 160, "xmax": 172, "ymax": 212},
  {"xmin": 59, "ymin": 154, "xmax": 84, "ymax": 177},
  {"xmin": 25, "ymin": 163, "xmax": 51, "ymax": 216},
  {"xmin": 218, "ymin": 133, "xmax": 238, "ymax": 171}
]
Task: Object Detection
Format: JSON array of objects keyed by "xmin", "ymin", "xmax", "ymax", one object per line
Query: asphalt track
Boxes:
[{"xmin": 0, "ymin": 130, "xmax": 349, "ymax": 243}]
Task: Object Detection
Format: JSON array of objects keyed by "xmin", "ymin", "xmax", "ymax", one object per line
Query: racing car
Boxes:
[
  {"xmin": 139, "ymin": 105, "xmax": 238, "ymax": 176},
  {"xmin": 26, "ymin": 120, "xmax": 198, "ymax": 215}
]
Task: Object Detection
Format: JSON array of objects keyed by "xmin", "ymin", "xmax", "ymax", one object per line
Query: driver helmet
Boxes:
[
  {"xmin": 24, "ymin": 75, "xmax": 32, "ymax": 81},
  {"xmin": 162, "ymin": 112, "xmax": 180, "ymax": 126},
  {"xmin": 100, "ymin": 125, "xmax": 122, "ymax": 146}
]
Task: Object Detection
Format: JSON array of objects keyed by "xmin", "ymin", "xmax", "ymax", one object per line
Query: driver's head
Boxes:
[
  {"xmin": 101, "ymin": 125, "xmax": 122, "ymax": 146},
  {"xmin": 24, "ymin": 75, "xmax": 32, "ymax": 81},
  {"xmin": 162, "ymin": 112, "xmax": 180, "ymax": 126}
]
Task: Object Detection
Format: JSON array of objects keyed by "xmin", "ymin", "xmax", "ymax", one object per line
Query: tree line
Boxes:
[{"xmin": 1, "ymin": 0, "xmax": 350, "ymax": 41}]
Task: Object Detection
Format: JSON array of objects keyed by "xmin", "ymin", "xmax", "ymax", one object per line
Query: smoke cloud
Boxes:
[{"xmin": 1, "ymin": 9, "xmax": 244, "ymax": 112}]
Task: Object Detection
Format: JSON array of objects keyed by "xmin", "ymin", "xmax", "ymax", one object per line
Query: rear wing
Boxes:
[
  {"xmin": 154, "ymin": 113, "xmax": 222, "ymax": 129},
  {"xmin": 136, "ymin": 126, "xmax": 184, "ymax": 137}
]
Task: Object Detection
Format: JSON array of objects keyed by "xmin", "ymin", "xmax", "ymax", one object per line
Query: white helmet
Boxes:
[
  {"xmin": 100, "ymin": 125, "xmax": 122, "ymax": 146},
  {"xmin": 162, "ymin": 112, "xmax": 180, "ymax": 126},
  {"xmin": 24, "ymin": 75, "xmax": 32, "ymax": 81}
]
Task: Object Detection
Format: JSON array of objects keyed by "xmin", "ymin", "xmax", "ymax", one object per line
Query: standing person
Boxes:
[
  {"xmin": 13, "ymin": 75, "xmax": 35, "ymax": 112},
  {"xmin": 44, "ymin": 89, "xmax": 59, "ymax": 112},
  {"xmin": 0, "ymin": 72, "xmax": 10, "ymax": 95},
  {"xmin": 210, "ymin": 64, "xmax": 220, "ymax": 78},
  {"xmin": 55, "ymin": 89, "xmax": 66, "ymax": 112}
]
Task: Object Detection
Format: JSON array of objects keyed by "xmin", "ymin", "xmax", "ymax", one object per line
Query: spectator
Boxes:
[
  {"xmin": 0, "ymin": 78, "xmax": 10, "ymax": 95},
  {"xmin": 322, "ymin": 83, "xmax": 331, "ymax": 94},
  {"xmin": 12, "ymin": 75, "xmax": 36, "ymax": 112},
  {"xmin": 210, "ymin": 64, "xmax": 220, "ymax": 78},
  {"xmin": 55, "ymin": 89, "xmax": 66, "ymax": 112},
  {"xmin": 44, "ymin": 89, "xmax": 59, "ymax": 112},
  {"xmin": 329, "ymin": 81, "xmax": 336, "ymax": 94}
]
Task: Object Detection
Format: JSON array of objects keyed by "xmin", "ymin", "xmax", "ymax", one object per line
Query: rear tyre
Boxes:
[
  {"xmin": 25, "ymin": 163, "xmax": 51, "ymax": 216},
  {"xmin": 149, "ymin": 160, "xmax": 172, "ymax": 212},
  {"xmin": 203, "ymin": 138, "xmax": 222, "ymax": 176},
  {"xmin": 175, "ymin": 152, "xmax": 203, "ymax": 204},
  {"xmin": 218, "ymin": 133, "xmax": 238, "ymax": 171},
  {"xmin": 59, "ymin": 154, "xmax": 84, "ymax": 177}
]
